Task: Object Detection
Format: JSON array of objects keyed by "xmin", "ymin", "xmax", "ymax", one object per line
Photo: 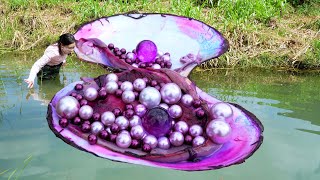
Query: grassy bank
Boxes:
[{"xmin": 0, "ymin": 0, "xmax": 319, "ymax": 70}]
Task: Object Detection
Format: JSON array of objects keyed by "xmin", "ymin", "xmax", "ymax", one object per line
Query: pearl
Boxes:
[
  {"xmin": 152, "ymin": 64, "xmax": 161, "ymax": 69},
  {"xmin": 120, "ymin": 81, "xmax": 133, "ymax": 91},
  {"xmin": 84, "ymin": 87, "xmax": 98, "ymax": 101},
  {"xmin": 192, "ymin": 136, "xmax": 205, "ymax": 147},
  {"xmin": 157, "ymin": 137, "xmax": 170, "ymax": 149},
  {"xmin": 126, "ymin": 52, "xmax": 136, "ymax": 60},
  {"xmin": 174, "ymin": 121, "xmax": 189, "ymax": 134},
  {"xmin": 136, "ymin": 40, "xmax": 157, "ymax": 63},
  {"xmin": 106, "ymin": 73, "xmax": 118, "ymax": 82},
  {"xmin": 134, "ymin": 104, "xmax": 147, "ymax": 117},
  {"xmin": 142, "ymin": 107, "xmax": 172, "ymax": 137},
  {"xmin": 74, "ymin": 84, "xmax": 83, "ymax": 91},
  {"xmin": 139, "ymin": 87, "xmax": 161, "ymax": 108},
  {"xmin": 132, "ymin": 63, "xmax": 139, "ymax": 68},
  {"xmin": 168, "ymin": 105, "xmax": 183, "ymax": 119},
  {"xmin": 189, "ymin": 124, "xmax": 203, "ymax": 137},
  {"xmin": 159, "ymin": 103, "xmax": 169, "ymax": 110},
  {"xmin": 160, "ymin": 83, "xmax": 182, "ymax": 104},
  {"xmin": 91, "ymin": 121, "xmax": 104, "ymax": 134},
  {"xmin": 206, "ymin": 119, "xmax": 232, "ymax": 144},
  {"xmin": 129, "ymin": 115, "xmax": 141, "ymax": 127},
  {"xmin": 181, "ymin": 94, "xmax": 194, "ymax": 107},
  {"xmin": 130, "ymin": 125, "xmax": 146, "ymax": 139},
  {"xmin": 161, "ymin": 54, "xmax": 170, "ymax": 62},
  {"xmin": 88, "ymin": 134, "xmax": 97, "ymax": 145},
  {"xmin": 105, "ymin": 81, "xmax": 118, "ymax": 94},
  {"xmin": 79, "ymin": 105, "xmax": 93, "ymax": 120},
  {"xmin": 133, "ymin": 78, "xmax": 146, "ymax": 91},
  {"xmin": 56, "ymin": 96, "xmax": 80, "ymax": 119},
  {"xmin": 210, "ymin": 102, "xmax": 233, "ymax": 119},
  {"xmin": 169, "ymin": 132, "xmax": 184, "ymax": 147},
  {"xmin": 116, "ymin": 133, "xmax": 132, "ymax": 148},
  {"xmin": 101, "ymin": 111, "xmax": 115, "ymax": 126},
  {"xmin": 121, "ymin": 90, "xmax": 135, "ymax": 104},
  {"xmin": 115, "ymin": 116, "xmax": 129, "ymax": 130},
  {"xmin": 143, "ymin": 135, "xmax": 158, "ymax": 149},
  {"xmin": 59, "ymin": 118, "xmax": 68, "ymax": 128}
]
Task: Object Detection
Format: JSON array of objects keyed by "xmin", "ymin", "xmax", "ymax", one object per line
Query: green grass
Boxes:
[{"xmin": 0, "ymin": 155, "xmax": 33, "ymax": 180}]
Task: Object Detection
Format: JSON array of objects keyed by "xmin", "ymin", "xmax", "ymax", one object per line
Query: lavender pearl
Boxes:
[
  {"xmin": 189, "ymin": 124, "xmax": 203, "ymax": 137},
  {"xmin": 152, "ymin": 64, "xmax": 161, "ymax": 69},
  {"xmin": 91, "ymin": 121, "xmax": 104, "ymax": 134},
  {"xmin": 157, "ymin": 137, "xmax": 170, "ymax": 149},
  {"xmin": 56, "ymin": 96, "xmax": 80, "ymax": 119},
  {"xmin": 158, "ymin": 103, "xmax": 169, "ymax": 110},
  {"xmin": 116, "ymin": 133, "xmax": 132, "ymax": 148},
  {"xmin": 101, "ymin": 111, "xmax": 115, "ymax": 126},
  {"xmin": 133, "ymin": 78, "xmax": 146, "ymax": 91},
  {"xmin": 126, "ymin": 52, "xmax": 136, "ymax": 60},
  {"xmin": 106, "ymin": 73, "xmax": 118, "ymax": 82},
  {"xmin": 192, "ymin": 136, "xmax": 205, "ymax": 147},
  {"xmin": 143, "ymin": 135, "xmax": 158, "ymax": 149},
  {"xmin": 161, "ymin": 54, "xmax": 170, "ymax": 62},
  {"xmin": 130, "ymin": 125, "xmax": 145, "ymax": 140},
  {"xmin": 210, "ymin": 102, "xmax": 233, "ymax": 119},
  {"xmin": 160, "ymin": 83, "xmax": 182, "ymax": 104},
  {"xmin": 169, "ymin": 132, "xmax": 184, "ymax": 147},
  {"xmin": 79, "ymin": 105, "xmax": 93, "ymax": 120},
  {"xmin": 206, "ymin": 119, "xmax": 232, "ymax": 144},
  {"xmin": 139, "ymin": 87, "xmax": 161, "ymax": 108},
  {"xmin": 84, "ymin": 87, "xmax": 98, "ymax": 101},
  {"xmin": 181, "ymin": 94, "xmax": 194, "ymax": 107},
  {"xmin": 115, "ymin": 116, "xmax": 129, "ymax": 130},
  {"xmin": 120, "ymin": 81, "xmax": 133, "ymax": 91},
  {"xmin": 174, "ymin": 121, "xmax": 189, "ymax": 134},
  {"xmin": 105, "ymin": 81, "xmax": 118, "ymax": 94},
  {"xmin": 122, "ymin": 90, "xmax": 135, "ymax": 104},
  {"xmin": 168, "ymin": 105, "xmax": 183, "ymax": 119},
  {"xmin": 129, "ymin": 115, "xmax": 141, "ymax": 127},
  {"xmin": 134, "ymin": 104, "xmax": 147, "ymax": 117},
  {"xmin": 132, "ymin": 63, "xmax": 139, "ymax": 68}
]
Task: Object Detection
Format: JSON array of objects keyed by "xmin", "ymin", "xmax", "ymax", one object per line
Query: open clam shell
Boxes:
[{"xmin": 74, "ymin": 13, "xmax": 229, "ymax": 77}]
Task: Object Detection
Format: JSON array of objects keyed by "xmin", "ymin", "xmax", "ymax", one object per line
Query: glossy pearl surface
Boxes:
[
  {"xmin": 84, "ymin": 87, "xmax": 98, "ymax": 101},
  {"xmin": 168, "ymin": 105, "xmax": 183, "ymax": 118},
  {"xmin": 143, "ymin": 135, "xmax": 158, "ymax": 149},
  {"xmin": 206, "ymin": 119, "xmax": 232, "ymax": 144},
  {"xmin": 134, "ymin": 104, "xmax": 147, "ymax": 117},
  {"xmin": 174, "ymin": 121, "xmax": 189, "ymax": 134},
  {"xmin": 101, "ymin": 111, "xmax": 115, "ymax": 126},
  {"xmin": 169, "ymin": 132, "xmax": 184, "ymax": 147},
  {"xmin": 133, "ymin": 78, "xmax": 146, "ymax": 91},
  {"xmin": 160, "ymin": 83, "xmax": 182, "ymax": 104},
  {"xmin": 116, "ymin": 133, "xmax": 132, "ymax": 148},
  {"xmin": 79, "ymin": 105, "xmax": 93, "ymax": 120},
  {"xmin": 210, "ymin": 102, "xmax": 233, "ymax": 119},
  {"xmin": 139, "ymin": 87, "xmax": 161, "ymax": 108},
  {"xmin": 121, "ymin": 81, "xmax": 134, "ymax": 91},
  {"xmin": 115, "ymin": 116, "xmax": 129, "ymax": 130},
  {"xmin": 91, "ymin": 121, "xmax": 104, "ymax": 134},
  {"xmin": 189, "ymin": 124, "xmax": 203, "ymax": 137},
  {"xmin": 121, "ymin": 90, "xmax": 135, "ymax": 104},
  {"xmin": 56, "ymin": 96, "xmax": 80, "ymax": 119},
  {"xmin": 106, "ymin": 73, "xmax": 118, "ymax": 82},
  {"xmin": 181, "ymin": 94, "xmax": 194, "ymax": 107},
  {"xmin": 157, "ymin": 137, "xmax": 170, "ymax": 149},
  {"xmin": 158, "ymin": 103, "xmax": 169, "ymax": 110},
  {"xmin": 129, "ymin": 115, "xmax": 141, "ymax": 127},
  {"xmin": 105, "ymin": 81, "xmax": 118, "ymax": 94},
  {"xmin": 192, "ymin": 136, "xmax": 205, "ymax": 147},
  {"xmin": 130, "ymin": 125, "xmax": 145, "ymax": 139}
]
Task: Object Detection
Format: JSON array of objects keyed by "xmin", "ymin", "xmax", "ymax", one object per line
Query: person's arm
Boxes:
[{"xmin": 24, "ymin": 52, "xmax": 53, "ymax": 88}]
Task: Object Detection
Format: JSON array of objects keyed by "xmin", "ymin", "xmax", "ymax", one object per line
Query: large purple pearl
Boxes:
[
  {"xmin": 129, "ymin": 115, "xmax": 141, "ymax": 127},
  {"xmin": 136, "ymin": 40, "xmax": 157, "ymax": 63},
  {"xmin": 130, "ymin": 125, "xmax": 145, "ymax": 139},
  {"xmin": 121, "ymin": 90, "xmax": 135, "ymax": 104},
  {"xmin": 189, "ymin": 124, "xmax": 203, "ymax": 137},
  {"xmin": 210, "ymin": 102, "xmax": 233, "ymax": 119},
  {"xmin": 139, "ymin": 87, "xmax": 161, "ymax": 108},
  {"xmin": 56, "ymin": 96, "xmax": 80, "ymax": 119},
  {"xmin": 106, "ymin": 73, "xmax": 118, "ymax": 82},
  {"xmin": 169, "ymin": 132, "xmax": 184, "ymax": 147},
  {"xmin": 143, "ymin": 135, "xmax": 158, "ymax": 149},
  {"xmin": 133, "ymin": 78, "xmax": 146, "ymax": 91},
  {"xmin": 115, "ymin": 116, "xmax": 129, "ymax": 130},
  {"xmin": 116, "ymin": 133, "xmax": 132, "ymax": 148},
  {"xmin": 181, "ymin": 94, "xmax": 194, "ymax": 107},
  {"xmin": 134, "ymin": 104, "xmax": 147, "ymax": 117},
  {"xmin": 79, "ymin": 105, "xmax": 93, "ymax": 120},
  {"xmin": 84, "ymin": 87, "xmax": 98, "ymax": 101},
  {"xmin": 168, "ymin": 105, "xmax": 183, "ymax": 119},
  {"xmin": 174, "ymin": 121, "xmax": 189, "ymax": 134},
  {"xmin": 206, "ymin": 119, "xmax": 232, "ymax": 144},
  {"xmin": 160, "ymin": 83, "xmax": 182, "ymax": 104},
  {"xmin": 142, "ymin": 107, "xmax": 172, "ymax": 138},
  {"xmin": 91, "ymin": 121, "xmax": 104, "ymax": 134},
  {"xmin": 105, "ymin": 81, "xmax": 118, "ymax": 94},
  {"xmin": 101, "ymin": 111, "xmax": 115, "ymax": 126},
  {"xmin": 157, "ymin": 137, "xmax": 170, "ymax": 149},
  {"xmin": 192, "ymin": 136, "xmax": 205, "ymax": 147}
]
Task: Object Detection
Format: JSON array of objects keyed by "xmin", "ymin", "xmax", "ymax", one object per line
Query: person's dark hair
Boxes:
[{"xmin": 57, "ymin": 33, "xmax": 75, "ymax": 55}]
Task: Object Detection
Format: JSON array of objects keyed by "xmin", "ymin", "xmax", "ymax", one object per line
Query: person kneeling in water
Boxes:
[{"xmin": 24, "ymin": 33, "xmax": 76, "ymax": 88}]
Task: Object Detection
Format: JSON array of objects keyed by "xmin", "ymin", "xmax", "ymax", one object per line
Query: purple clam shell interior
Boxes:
[{"xmin": 74, "ymin": 13, "xmax": 229, "ymax": 77}]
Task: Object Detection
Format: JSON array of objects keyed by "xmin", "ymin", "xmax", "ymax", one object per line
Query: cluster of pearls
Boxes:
[{"xmin": 107, "ymin": 41, "xmax": 173, "ymax": 69}]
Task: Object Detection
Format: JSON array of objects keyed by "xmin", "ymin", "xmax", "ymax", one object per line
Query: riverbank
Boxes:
[{"xmin": 0, "ymin": 0, "xmax": 319, "ymax": 70}]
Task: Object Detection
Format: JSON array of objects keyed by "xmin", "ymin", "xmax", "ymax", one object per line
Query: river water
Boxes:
[{"xmin": 0, "ymin": 53, "xmax": 319, "ymax": 180}]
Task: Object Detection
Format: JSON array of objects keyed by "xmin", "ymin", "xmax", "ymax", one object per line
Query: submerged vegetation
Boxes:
[{"xmin": 0, "ymin": 0, "xmax": 319, "ymax": 69}]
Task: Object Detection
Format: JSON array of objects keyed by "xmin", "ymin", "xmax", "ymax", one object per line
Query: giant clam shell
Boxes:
[{"xmin": 47, "ymin": 13, "xmax": 263, "ymax": 171}]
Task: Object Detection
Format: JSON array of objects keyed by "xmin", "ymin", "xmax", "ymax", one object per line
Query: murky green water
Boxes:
[{"xmin": 0, "ymin": 53, "xmax": 319, "ymax": 180}]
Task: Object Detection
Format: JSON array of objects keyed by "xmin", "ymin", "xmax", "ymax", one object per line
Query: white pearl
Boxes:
[
  {"xmin": 115, "ymin": 116, "xmax": 129, "ymax": 130},
  {"xmin": 120, "ymin": 81, "xmax": 133, "ymax": 91},
  {"xmin": 116, "ymin": 133, "xmax": 132, "ymax": 148},
  {"xmin": 181, "ymin": 94, "xmax": 193, "ymax": 107},
  {"xmin": 106, "ymin": 73, "xmax": 118, "ymax": 82},
  {"xmin": 160, "ymin": 83, "xmax": 182, "ymax": 104},
  {"xmin": 143, "ymin": 135, "xmax": 158, "ymax": 149},
  {"xmin": 210, "ymin": 102, "xmax": 233, "ymax": 119},
  {"xmin": 192, "ymin": 136, "xmax": 205, "ymax": 147},
  {"xmin": 101, "ymin": 111, "xmax": 115, "ymax": 126},
  {"xmin": 161, "ymin": 54, "xmax": 170, "ymax": 62},
  {"xmin": 157, "ymin": 137, "xmax": 170, "ymax": 149},
  {"xmin": 169, "ymin": 132, "xmax": 184, "ymax": 147},
  {"xmin": 152, "ymin": 64, "xmax": 161, "ymax": 69},
  {"xmin": 79, "ymin": 105, "xmax": 93, "ymax": 120},
  {"xmin": 91, "ymin": 121, "xmax": 104, "ymax": 134},
  {"xmin": 206, "ymin": 119, "xmax": 232, "ymax": 144},
  {"xmin": 168, "ymin": 104, "xmax": 183, "ymax": 118},
  {"xmin": 139, "ymin": 87, "xmax": 161, "ymax": 108},
  {"xmin": 129, "ymin": 115, "xmax": 141, "ymax": 127},
  {"xmin": 56, "ymin": 96, "xmax": 80, "ymax": 119},
  {"xmin": 174, "ymin": 121, "xmax": 189, "ymax": 134},
  {"xmin": 130, "ymin": 125, "xmax": 145, "ymax": 139},
  {"xmin": 133, "ymin": 78, "xmax": 146, "ymax": 91},
  {"xmin": 105, "ymin": 81, "xmax": 118, "ymax": 94},
  {"xmin": 132, "ymin": 63, "xmax": 139, "ymax": 68},
  {"xmin": 84, "ymin": 87, "xmax": 98, "ymax": 101},
  {"xmin": 121, "ymin": 90, "xmax": 135, "ymax": 104},
  {"xmin": 189, "ymin": 124, "xmax": 203, "ymax": 137}
]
